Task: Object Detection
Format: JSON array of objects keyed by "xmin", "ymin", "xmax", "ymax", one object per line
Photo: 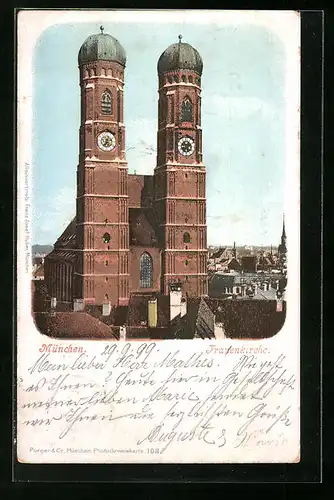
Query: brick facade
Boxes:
[
  {"xmin": 154, "ymin": 68, "xmax": 208, "ymax": 296},
  {"xmin": 45, "ymin": 35, "xmax": 208, "ymax": 307},
  {"xmin": 75, "ymin": 59, "xmax": 130, "ymax": 306}
]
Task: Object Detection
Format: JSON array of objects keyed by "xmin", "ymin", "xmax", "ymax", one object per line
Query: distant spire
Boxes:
[
  {"xmin": 232, "ymin": 241, "xmax": 237, "ymax": 258},
  {"xmin": 178, "ymin": 34, "xmax": 183, "ymax": 43},
  {"xmin": 100, "ymin": 25, "xmax": 104, "ymax": 34},
  {"xmin": 282, "ymin": 213, "xmax": 286, "ymax": 239},
  {"xmin": 278, "ymin": 213, "xmax": 287, "ymax": 260}
]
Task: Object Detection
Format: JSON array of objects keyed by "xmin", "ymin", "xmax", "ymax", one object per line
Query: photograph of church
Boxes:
[
  {"xmin": 32, "ymin": 25, "xmax": 288, "ymax": 340},
  {"xmin": 45, "ymin": 29, "xmax": 208, "ymax": 307}
]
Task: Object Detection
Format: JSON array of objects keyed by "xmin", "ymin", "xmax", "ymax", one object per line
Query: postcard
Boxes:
[{"xmin": 16, "ymin": 9, "xmax": 300, "ymax": 463}]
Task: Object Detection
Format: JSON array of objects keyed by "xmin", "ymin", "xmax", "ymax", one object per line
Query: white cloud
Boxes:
[
  {"xmin": 126, "ymin": 118, "xmax": 157, "ymax": 174},
  {"xmin": 204, "ymin": 94, "xmax": 279, "ymax": 121}
]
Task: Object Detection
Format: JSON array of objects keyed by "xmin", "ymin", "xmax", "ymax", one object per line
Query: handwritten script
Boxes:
[{"xmin": 18, "ymin": 342, "xmax": 298, "ymax": 461}]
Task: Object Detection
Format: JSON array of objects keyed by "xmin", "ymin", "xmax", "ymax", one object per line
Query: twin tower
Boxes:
[{"xmin": 47, "ymin": 29, "xmax": 208, "ymax": 307}]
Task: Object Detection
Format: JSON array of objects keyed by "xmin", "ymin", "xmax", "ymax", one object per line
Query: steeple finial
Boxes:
[
  {"xmin": 178, "ymin": 34, "xmax": 183, "ymax": 43},
  {"xmin": 282, "ymin": 213, "xmax": 286, "ymax": 238},
  {"xmin": 100, "ymin": 25, "xmax": 104, "ymax": 34}
]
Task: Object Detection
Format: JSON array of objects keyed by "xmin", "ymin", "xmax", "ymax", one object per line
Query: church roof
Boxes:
[
  {"xmin": 128, "ymin": 174, "xmax": 154, "ymax": 208},
  {"xmin": 129, "ymin": 208, "xmax": 159, "ymax": 247},
  {"xmin": 46, "ymin": 250, "xmax": 76, "ymax": 263},
  {"xmin": 78, "ymin": 31, "xmax": 126, "ymax": 66},
  {"xmin": 33, "ymin": 312, "xmax": 118, "ymax": 339},
  {"xmin": 54, "ymin": 217, "xmax": 76, "ymax": 249},
  {"xmin": 158, "ymin": 39, "xmax": 203, "ymax": 75}
]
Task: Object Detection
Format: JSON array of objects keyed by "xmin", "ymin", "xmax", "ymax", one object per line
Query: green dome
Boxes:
[
  {"xmin": 78, "ymin": 32, "xmax": 126, "ymax": 66},
  {"xmin": 158, "ymin": 41, "xmax": 203, "ymax": 75}
]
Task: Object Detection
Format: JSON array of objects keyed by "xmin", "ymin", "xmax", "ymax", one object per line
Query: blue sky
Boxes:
[{"xmin": 32, "ymin": 20, "xmax": 287, "ymax": 246}]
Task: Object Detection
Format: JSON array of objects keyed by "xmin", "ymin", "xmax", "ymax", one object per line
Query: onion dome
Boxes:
[
  {"xmin": 78, "ymin": 26, "xmax": 126, "ymax": 66},
  {"xmin": 157, "ymin": 35, "xmax": 203, "ymax": 75}
]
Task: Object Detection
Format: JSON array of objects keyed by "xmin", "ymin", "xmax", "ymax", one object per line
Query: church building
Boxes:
[{"xmin": 44, "ymin": 29, "xmax": 208, "ymax": 308}]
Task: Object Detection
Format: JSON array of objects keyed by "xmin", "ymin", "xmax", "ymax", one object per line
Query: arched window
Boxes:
[
  {"xmin": 140, "ymin": 252, "xmax": 153, "ymax": 288},
  {"xmin": 183, "ymin": 232, "xmax": 191, "ymax": 243},
  {"xmin": 101, "ymin": 90, "xmax": 112, "ymax": 115},
  {"xmin": 181, "ymin": 96, "xmax": 193, "ymax": 122},
  {"xmin": 103, "ymin": 232, "xmax": 110, "ymax": 243}
]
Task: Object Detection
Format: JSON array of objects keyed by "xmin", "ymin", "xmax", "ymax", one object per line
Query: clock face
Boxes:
[
  {"xmin": 97, "ymin": 131, "xmax": 116, "ymax": 152},
  {"xmin": 178, "ymin": 136, "xmax": 195, "ymax": 157}
]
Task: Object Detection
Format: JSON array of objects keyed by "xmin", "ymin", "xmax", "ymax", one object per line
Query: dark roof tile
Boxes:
[{"xmin": 33, "ymin": 312, "xmax": 118, "ymax": 339}]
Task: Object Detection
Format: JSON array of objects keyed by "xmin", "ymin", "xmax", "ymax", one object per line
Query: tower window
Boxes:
[
  {"xmin": 182, "ymin": 75, "xmax": 187, "ymax": 83},
  {"xmin": 188, "ymin": 75, "xmax": 193, "ymax": 83},
  {"xmin": 181, "ymin": 97, "xmax": 193, "ymax": 122},
  {"xmin": 117, "ymin": 89, "xmax": 122, "ymax": 122},
  {"xmin": 105, "ymin": 260, "xmax": 108, "ymax": 266},
  {"xmin": 140, "ymin": 252, "xmax": 153, "ymax": 288},
  {"xmin": 103, "ymin": 232, "xmax": 110, "ymax": 243},
  {"xmin": 170, "ymin": 95, "xmax": 174, "ymax": 123},
  {"xmin": 183, "ymin": 232, "xmax": 191, "ymax": 244},
  {"xmin": 101, "ymin": 90, "xmax": 112, "ymax": 115},
  {"xmin": 185, "ymin": 260, "xmax": 189, "ymax": 266}
]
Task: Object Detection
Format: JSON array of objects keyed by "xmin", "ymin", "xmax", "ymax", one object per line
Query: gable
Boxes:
[
  {"xmin": 128, "ymin": 174, "xmax": 154, "ymax": 208},
  {"xmin": 129, "ymin": 208, "xmax": 159, "ymax": 246}
]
